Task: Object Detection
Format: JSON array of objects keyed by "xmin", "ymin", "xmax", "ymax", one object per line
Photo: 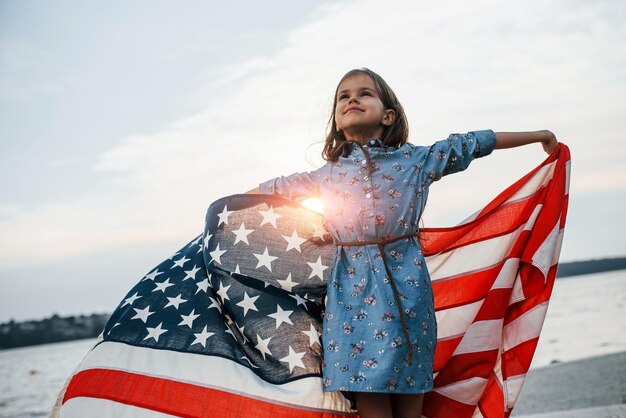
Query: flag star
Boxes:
[
  {"xmin": 268, "ymin": 305, "xmax": 294, "ymax": 329},
  {"xmin": 232, "ymin": 223, "xmax": 254, "ymax": 245},
  {"xmin": 132, "ymin": 306, "xmax": 154, "ymax": 323},
  {"xmin": 121, "ymin": 292, "xmax": 142, "ymax": 307},
  {"xmin": 224, "ymin": 324, "xmax": 236, "ymax": 339},
  {"xmin": 164, "ymin": 294, "xmax": 187, "ymax": 310},
  {"xmin": 203, "ymin": 233, "xmax": 212, "ymax": 250},
  {"xmin": 236, "ymin": 292, "xmax": 260, "ymax": 317},
  {"xmin": 183, "ymin": 265, "xmax": 202, "ymax": 281},
  {"xmin": 307, "ymin": 256, "xmax": 328, "ymax": 280},
  {"xmin": 107, "ymin": 322, "xmax": 121, "ymax": 336},
  {"xmin": 179, "ymin": 309, "xmax": 201, "ymax": 329},
  {"xmin": 194, "ymin": 234, "xmax": 203, "ymax": 245},
  {"xmin": 289, "ymin": 293, "xmax": 308, "ymax": 309},
  {"xmin": 216, "ymin": 281, "xmax": 231, "ymax": 301},
  {"xmin": 142, "ymin": 269, "xmax": 163, "ymax": 281},
  {"xmin": 209, "ymin": 243, "xmax": 227, "ymax": 265},
  {"xmin": 172, "ymin": 255, "xmax": 191, "ymax": 269},
  {"xmin": 282, "ymin": 229, "xmax": 307, "ymax": 252},
  {"xmin": 195, "ymin": 278, "xmax": 210, "ymax": 294},
  {"xmin": 143, "ymin": 322, "xmax": 168, "ymax": 342},
  {"xmin": 255, "ymin": 334, "xmax": 273, "ymax": 359},
  {"xmin": 234, "ymin": 264, "xmax": 241, "ymax": 274},
  {"xmin": 192, "ymin": 325, "xmax": 214, "ymax": 348},
  {"xmin": 259, "ymin": 206, "xmax": 282, "ymax": 228},
  {"xmin": 241, "ymin": 355, "xmax": 260, "ymax": 369},
  {"xmin": 310, "ymin": 221, "xmax": 326, "ymax": 240},
  {"xmin": 169, "ymin": 250, "xmax": 182, "ymax": 260},
  {"xmin": 276, "ymin": 273, "xmax": 299, "ymax": 292},
  {"xmin": 235, "ymin": 322, "xmax": 249, "ymax": 344},
  {"xmin": 208, "ymin": 297, "xmax": 222, "ymax": 313},
  {"xmin": 152, "ymin": 278, "xmax": 175, "ymax": 293},
  {"xmin": 217, "ymin": 205, "xmax": 234, "ymax": 226},
  {"xmin": 253, "ymin": 247, "xmax": 278, "ymax": 272},
  {"xmin": 302, "ymin": 324, "xmax": 320, "ymax": 347},
  {"xmin": 280, "ymin": 346, "xmax": 306, "ymax": 373}
]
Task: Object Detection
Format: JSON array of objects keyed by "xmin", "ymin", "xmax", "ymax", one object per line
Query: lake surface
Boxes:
[
  {"xmin": 0, "ymin": 338, "xmax": 97, "ymax": 418},
  {"xmin": 1, "ymin": 270, "xmax": 624, "ymax": 418}
]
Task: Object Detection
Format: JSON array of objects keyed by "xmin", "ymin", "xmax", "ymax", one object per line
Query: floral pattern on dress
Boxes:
[{"xmin": 259, "ymin": 130, "xmax": 497, "ymax": 393}]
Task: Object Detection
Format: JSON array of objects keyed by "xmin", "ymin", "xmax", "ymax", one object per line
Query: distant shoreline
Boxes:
[
  {"xmin": 555, "ymin": 256, "xmax": 626, "ymax": 278},
  {"xmin": 1, "ymin": 257, "xmax": 625, "ymax": 350}
]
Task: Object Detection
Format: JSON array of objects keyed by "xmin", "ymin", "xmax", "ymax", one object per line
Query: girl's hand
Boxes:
[{"xmin": 541, "ymin": 130, "xmax": 558, "ymax": 155}]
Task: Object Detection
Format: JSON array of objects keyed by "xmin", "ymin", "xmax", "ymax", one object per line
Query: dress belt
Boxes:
[{"xmin": 334, "ymin": 231, "xmax": 419, "ymax": 366}]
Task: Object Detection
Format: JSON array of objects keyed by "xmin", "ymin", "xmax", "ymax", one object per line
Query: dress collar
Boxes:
[{"xmin": 341, "ymin": 139, "xmax": 382, "ymax": 157}]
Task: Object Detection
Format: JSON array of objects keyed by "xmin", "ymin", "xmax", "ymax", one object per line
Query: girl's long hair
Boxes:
[{"xmin": 322, "ymin": 68, "xmax": 409, "ymax": 162}]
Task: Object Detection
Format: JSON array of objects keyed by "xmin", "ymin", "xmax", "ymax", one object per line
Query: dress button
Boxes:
[
  {"xmin": 364, "ymin": 176, "xmax": 369, "ymax": 181},
  {"xmin": 369, "ymin": 139, "xmax": 377, "ymax": 146},
  {"xmin": 361, "ymin": 160, "xmax": 367, "ymax": 166},
  {"xmin": 365, "ymin": 193, "xmax": 372, "ymax": 198}
]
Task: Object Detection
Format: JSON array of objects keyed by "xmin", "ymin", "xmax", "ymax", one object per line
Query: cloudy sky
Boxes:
[{"xmin": 1, "ymin": 0, "xmax": 624, "ymax": 322}]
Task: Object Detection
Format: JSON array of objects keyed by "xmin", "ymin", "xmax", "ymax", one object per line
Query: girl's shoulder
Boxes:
[{"xmin": 401, "ymin": 141, "xmax": 431, "ymax": 156}]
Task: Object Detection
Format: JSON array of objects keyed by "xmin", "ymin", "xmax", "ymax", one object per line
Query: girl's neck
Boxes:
[{"xmin": 343, "ymin": 127, "xmax": 384, "ymax": 144}]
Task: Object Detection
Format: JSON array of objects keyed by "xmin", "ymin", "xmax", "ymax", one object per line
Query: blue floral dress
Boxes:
[{"xmin": 259, "ymin": 130, "xmax": 497, "ymax": 394}]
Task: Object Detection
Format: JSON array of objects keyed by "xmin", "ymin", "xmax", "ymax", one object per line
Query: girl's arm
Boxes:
[{"xmin": 495, "ymin": 130, "xmax": 558, "ymax": 154}]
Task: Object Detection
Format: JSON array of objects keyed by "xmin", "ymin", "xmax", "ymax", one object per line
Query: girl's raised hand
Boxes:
[{"xmin": 541, "ymin": 131, "xmax": 558, "ymax": 155}]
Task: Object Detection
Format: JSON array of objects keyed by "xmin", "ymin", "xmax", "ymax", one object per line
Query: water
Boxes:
[
  {"xmin": 0, "ymin": 338, "xmax": 97, "ymax": 418},
  {"xmin": 0, "ymin": 271, "xmax": 624, "ymax": 417}
]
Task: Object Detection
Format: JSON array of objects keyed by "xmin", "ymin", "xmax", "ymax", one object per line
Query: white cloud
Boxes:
[{"xmin": 2, "ymin": 0, "xmax": 625, "ymax": 265}]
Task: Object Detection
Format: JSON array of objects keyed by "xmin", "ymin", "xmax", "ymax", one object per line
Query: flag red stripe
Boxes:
[
  {"xmin": 501, "ymin": 338, "xmax": 539, "ymax": 378},
  {"xmin": 433, "ymin": 336, "xmax": 463, "ymax": 372},
  {"xmin": 432, "ymin": 265, "xmax": 504, "ymax": 311},
  {"xmin": 504, "ymin": 264, "xmax": 557, "ymax": 325},
  {"xmin": 421, "ymin": 197, "xmax": 536, "ymax": 256},
  {"xmin": 474, "ymin": 288, "xmax": 513, "ymax": 321},
  {"xmin": 433, "ymin": 351, "xmax": 499, "ymax": 387},
  {"xmin": 63, "ymin": 369, "xmax": 352, "ymax": 418},
  {"xmin": 477, "ymin": 374, "xmax": 506, "ymax": 418}
]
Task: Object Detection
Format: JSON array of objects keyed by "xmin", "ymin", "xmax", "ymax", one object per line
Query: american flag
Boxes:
[{"xmin": 51, "ymin": 143, "xmax": 570, "ymax": 418}]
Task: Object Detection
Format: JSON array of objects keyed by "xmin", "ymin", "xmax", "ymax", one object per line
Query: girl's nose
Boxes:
[{"xmin": 348, "ymin": 95, "xmax": 359, "ymax": 104}]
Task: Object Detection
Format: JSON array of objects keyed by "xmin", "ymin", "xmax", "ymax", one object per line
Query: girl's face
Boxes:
[{"xmin": 334, "ymin": 73, "xmax": 395, "ymax": 143}]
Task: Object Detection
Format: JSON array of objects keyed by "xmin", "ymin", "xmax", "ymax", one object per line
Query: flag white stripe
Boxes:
[
  {"xmin": 523, "ymin": 204, "xmax": 543, "ymax": 231},
  {"xmin": 433, "ymin": 376, "xmax": 489, "ymax": 405},
  {"xmin": 509, "ymin": 271, "xmax": 526, "ymax": 305},
  {"xmin": 73, "ymin": 341, "xmax": 351, "ymax": 413},
  {"xmin": 503, "ymin": 373, "xmax": 526, "ymax": 409},
  {"xmin": 502, "ymin": 302, "xmax": 549, "ymax": 351},
  {"xmin": 505, "ymin": 161, "xmax": 555, "ymax": 204},
  {"xmin": 427, "ymin": 224, "xmax": 525, "ymax": 282},
  {"xmin": 435, "ymin": 300, "xmax": 483, "ymax": 340},
  {"xmin": 492, "ymin": 258, "xmax": 520, "ymax": 290},
  {"xmin": 565, "ymin": 160, "xmax": 571, "ymax": 196},
  {"xmin": 531, "ymin": 219, "xmax": 560, "ymax": 278},
  {"xmin": 452, "ymin": 319, "xmax": 503, "ymax": 355}
]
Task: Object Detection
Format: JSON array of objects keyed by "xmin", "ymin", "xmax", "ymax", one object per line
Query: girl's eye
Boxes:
[
  {"xmin": 361, "ymin": 91, "xmax": 371, "ymax": 96},
  {"xmin": 339, "ymin": 94, "xmax": 348, "ymax": 100}
]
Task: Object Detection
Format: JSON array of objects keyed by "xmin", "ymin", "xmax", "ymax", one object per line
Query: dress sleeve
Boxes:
[
  {"xmin": 258, "ymin": 164, "xmax": 328, "ymax": 200},
  {"xmin": 422, "ymin": 129, "xmax": 496, "ymax": 183}
]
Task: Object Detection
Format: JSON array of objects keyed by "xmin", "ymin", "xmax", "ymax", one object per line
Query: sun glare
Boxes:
[{"xmin": 301, "ymin": 197, "xmax": 324, "ymax": 214}]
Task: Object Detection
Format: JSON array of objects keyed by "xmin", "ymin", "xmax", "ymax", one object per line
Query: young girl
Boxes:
[{"xmin": 248, "ymin": 68, "xmax": 558, "ymax": 418}]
